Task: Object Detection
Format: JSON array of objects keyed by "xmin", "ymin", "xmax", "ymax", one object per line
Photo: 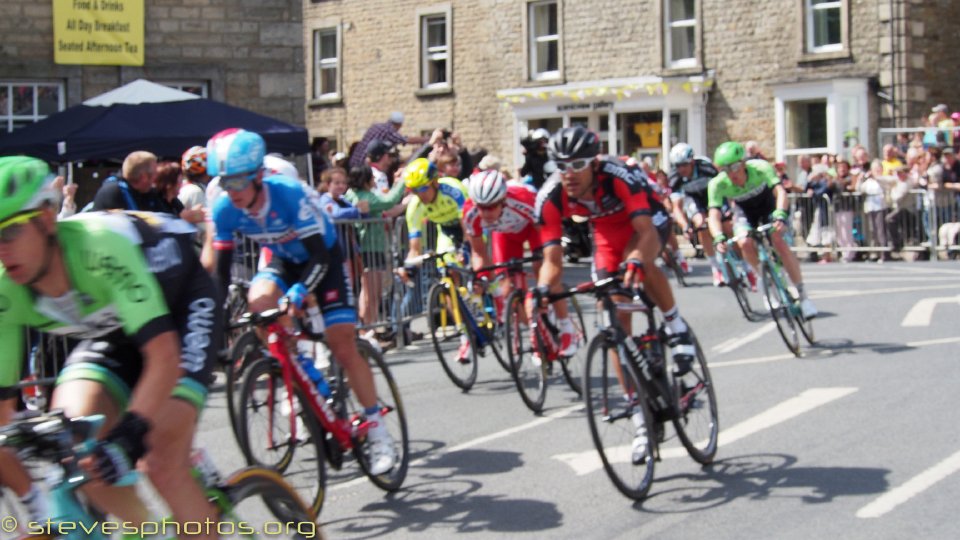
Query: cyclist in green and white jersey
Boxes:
[
  {"xmin": 706, "ymin": 142, "xmax": 818, "ymax": 319},
  {"xmin": 0, "ymin": 156, "xmax": 223, "ymax": 538}
]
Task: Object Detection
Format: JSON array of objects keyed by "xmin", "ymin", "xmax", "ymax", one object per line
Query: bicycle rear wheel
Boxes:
[
  {"xmin": 584, "ymin": 333, "xmax": 656, "ymax": 500},
  {"xmin": 761, "ymin": 263, "xmax": 800, "ymax": 356},
  {"xmin": 483, "ymin": 292, "xmax": 511, "ymax": 373},
  {"xmin": 726, "ymin": 260, "xmax": 762, "ymax": 322},
  {"xmin": 559, "ymin": 294, "xmax": 588, "ymax": 397},
  {"xmin": 668, "ymin": 331, "xmax": 719, "ymax": 464},
  {"xmin": 236, "ymin": 357, "xmax": 327, "ymax": 516},
  {"xmin": 219, "ymin": 466, "xmax": 319, "ymax": 539},
  {"xmin": 332, "ymin": 339, "xmax": 410, "ymax": 491},
  {"xmin": 226, "ymin": 330, "xmax": 266, "ymax": 442},
  {"xmin": 427, "ymin": 283, "xmax": 478, "ymax": 390}
]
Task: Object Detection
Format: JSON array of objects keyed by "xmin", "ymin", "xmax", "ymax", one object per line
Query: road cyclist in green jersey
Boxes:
[
  {"xmin": 706, "ymin": 142, "xmax": 818, "ymax": 319},
  {"xmin": 399, "ymin": 157, "xmax": 477, "ymax": 362},
  {"xmin": 0, "ymin": 156, "xmax": 225, "ymax": 539}
]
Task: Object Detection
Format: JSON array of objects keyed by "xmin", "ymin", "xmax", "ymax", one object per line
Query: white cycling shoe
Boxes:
[
  {"xmin": 365, "ymin": 430, "xmax": 398, "ymax": 476},
  {"xmin": 800, "ymin": 298, "xmax": 818, "ymax": 319}
]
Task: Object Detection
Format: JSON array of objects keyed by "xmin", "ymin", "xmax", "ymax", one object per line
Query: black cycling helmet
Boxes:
[{"xmin": 547, "ymin": 126, "xmax": 600, "ymax": 161}]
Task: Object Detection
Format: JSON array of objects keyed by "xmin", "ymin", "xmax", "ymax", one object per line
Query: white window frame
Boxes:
[
  {"xmin": 805, "ymin": 0, "xmax": 843, "ymax": 54},
  {"xmin": 664, "ymin": 0, "xmax": 697, "ymax": 69},
  {"xmin": 773, "ymin": 79, "xmax": 870, "ymax": 163},
  {"xmin": 312, "ymin": 25, "xmax": 341, "ymax": 100},
  {"xmin": 527, "ymin": 0, "xmax": 561, "ymax": 81},
  {"xmin": 0, "ymin": 81, "xmax": 65, "ymax": 133},
  {"xmin": 418, "ymin": 7, "xmax": 452, "ymax": 90},
  {"xmin": 160, "ymin": 80, "xmax": 209, "ymax": 98}
]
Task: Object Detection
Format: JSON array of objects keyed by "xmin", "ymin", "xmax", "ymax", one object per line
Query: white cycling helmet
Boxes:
[
  {"xmin": 468, "ymin": 169, "xmax": 507, "ymax": 206},
  {"xmin": 669, "ymin": 142, "xmax": 695, "ymax": 166},
  {"xmin": 263, "ymin": 154, "xmax": 300, "ymax": 180}
]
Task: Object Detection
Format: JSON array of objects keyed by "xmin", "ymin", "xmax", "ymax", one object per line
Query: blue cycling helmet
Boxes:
[{"xmin": 206, "ymin": 128, "xmax": 266, "ymax": 177}]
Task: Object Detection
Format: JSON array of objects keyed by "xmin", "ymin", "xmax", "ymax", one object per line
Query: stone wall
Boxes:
[{"xmin": 0, "ymin": 0, "xmax": 304, "ymax": 129}]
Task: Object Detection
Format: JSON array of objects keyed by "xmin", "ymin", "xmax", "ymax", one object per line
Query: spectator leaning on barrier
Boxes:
[
  {"xmin": 344, "ymin": 164, "xmax": 409, "ymax": 345},
  {"xmin": 833, "ymin": 160, "xmax": 858, "ymax": 263}
]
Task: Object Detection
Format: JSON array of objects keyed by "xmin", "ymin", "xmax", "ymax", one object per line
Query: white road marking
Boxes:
[
  {"xmin": 805, "ymin": 277, "xmax": 960, "ymax": 284},
  {"xmin": 552, "ymin": 387, "xmax": 857, "ymax": 476},
  {"xmin": 906, "ymin": 336, "xmax": 960, "ymax": 347},
  {"xmin": 856, "ymin": 448, "xmax": 960, "ymax": 519},
  {"xmin": 900, "ymin": 295, "xmax": 960, "ymax": 327},
  {"xmin": 329, "ymin": 403, "xmax": 583, "ymax": 493},
  {"xmin": 809, "ymin": 284, "xmax": 960, "ymax": 301},
  {"xmin": 711, "ymin": 322, "xmax": 776, "ymax": 355}
]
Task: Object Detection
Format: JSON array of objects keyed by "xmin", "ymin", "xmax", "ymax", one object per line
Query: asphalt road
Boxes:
[{"xmin": 197, "ymin": 259, "xmax": 960, "ymax": 539}]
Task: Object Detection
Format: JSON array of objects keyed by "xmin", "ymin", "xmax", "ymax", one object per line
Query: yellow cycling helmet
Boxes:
[{"xmin": 403, "ymin": 157, "xmax": 437, "ymax": 189}]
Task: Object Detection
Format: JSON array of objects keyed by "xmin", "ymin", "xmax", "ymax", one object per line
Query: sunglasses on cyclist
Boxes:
[
  {"xmin": 721, "ymin": 162, "xmax": 744, "ymax": 174},
  {"xmin": 221, "ymin": 171, "xmax": 258, "ymax": 192},
  {"xmin": 0, "ymin": 210, "xmax": 42, "ymax": 244},
  {"xmin": 411, "ymin": 184, "xmax": 433, "ymax": 194},
  {"xmin": 555, "ymin": 158, "xmax": 593, "ymax": 173}
]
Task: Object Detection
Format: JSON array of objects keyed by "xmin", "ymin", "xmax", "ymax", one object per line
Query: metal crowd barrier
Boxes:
[{"xmin": 787, "ymin": 190, "xmax": 959, "ymax": 260}]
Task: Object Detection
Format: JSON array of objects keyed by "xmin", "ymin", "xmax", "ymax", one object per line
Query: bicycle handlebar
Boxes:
[
  {"xmin": 402, "ymin": 249, "xmax": 456, "ymax": 267},
  {"xmin": 473, "ymin": 254, "xmax": 542, "ymax": 275}
]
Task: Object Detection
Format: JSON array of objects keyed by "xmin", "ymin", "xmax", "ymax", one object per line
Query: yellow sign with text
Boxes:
[{"xmin": 53, "ymin": 0, "xmax": 144, "ymax": 66}]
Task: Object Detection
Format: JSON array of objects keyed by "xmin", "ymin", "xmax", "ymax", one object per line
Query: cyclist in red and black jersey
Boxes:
[{"xmin": 535, "ymin": 127, "xmax": 697, "ymax": 367}]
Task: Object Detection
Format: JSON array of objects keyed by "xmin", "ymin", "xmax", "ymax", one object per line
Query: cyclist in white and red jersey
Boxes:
[{"xmin": 461, "ymin": 171, "xmax": 583, "ymax": 353}]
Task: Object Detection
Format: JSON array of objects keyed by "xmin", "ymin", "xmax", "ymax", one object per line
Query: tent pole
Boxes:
[
  {"xmin": 67, "ymin": 162, "xmax": 73, "ymax": 184},
  {"xmin": 306, "ymin": 153, "xmax": 315, "ymax": 187}
]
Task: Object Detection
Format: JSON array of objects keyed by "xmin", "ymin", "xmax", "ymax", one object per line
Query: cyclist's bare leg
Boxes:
[
  {"xmin": 634, "ymin": 228, "xmax": 676, "ymax": 313},
  {"xmin": 692, "ymin": 213, "xmax": 715, "ymax": 259},
  {"xmin": 0, "ymin": 399, "xmax": 32, "ymax": 497},
  {"xmin": 325, "ymin": 322, "xmax": 378, "ymax": 408},
  {"xmin": 141, "ymin": 399, "xmax": 218, "ymax": 540},
  {"xmin": 49, "ymin": 380, "xmax": 150, "ymax": 525},
  {"xmin": 771, "ymin": 229, "xmax": 803, "ymax": 285},
  {"xmin": 736, "ymin": 237, "xmax": 761, "ymax": 271}
]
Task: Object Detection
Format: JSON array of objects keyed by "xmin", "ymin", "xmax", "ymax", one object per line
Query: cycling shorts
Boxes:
[
  {"xmin": 730, "ymin": 197, "xmax": 778, "ymax": 236},
  {"xmin": 56, "ymin": 266, "xmax": 222, "ymax": 413},
  {"xmin": 252, "ymin": 245, "xmax": 358, "ymax": 327},
  {"xmin": 592, "ymin": 210, "xmax": 671, "ymax": 279},
  {"xmin": 491, "ymin": 225, "xmax": 543, "ymax": 275}
]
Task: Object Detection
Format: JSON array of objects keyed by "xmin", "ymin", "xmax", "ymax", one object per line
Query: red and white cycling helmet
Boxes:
[{"xmin": 468, "ymin": 169, "xmax": 507, "ymax": 206}]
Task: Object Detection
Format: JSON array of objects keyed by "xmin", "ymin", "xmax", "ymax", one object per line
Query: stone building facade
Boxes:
[
  {"xmin": 304, "ymin": 0, "xmax": 960, "ymax": 170},
  {"xmin": 0, "ymin": 0, "xmax": 304, "ymax": 137}
]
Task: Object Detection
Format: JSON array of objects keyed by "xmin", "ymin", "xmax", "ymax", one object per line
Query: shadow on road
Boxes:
[
  {"xmin": 636, "ymin": 453, "xmax": 889, "ymax": 513},
  {"xmin": 807, "ymin": 338, "xmax": 917, "ymax": 356},
  {"xmin": 323, "ymin": 458, "xmax": 563, "ymax": 538}
]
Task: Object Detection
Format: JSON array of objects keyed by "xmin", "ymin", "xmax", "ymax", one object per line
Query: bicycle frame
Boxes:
[
  {"xmin": 751, "ymin": 226, "xmax": 800, "ymax": 316},
  {"xmin": 434, "ymin": 261, "xmax": 495, "ymax": 350},
  {"xmin": 259, "ymin": 319, "xmax": 371, "ymax": 452}
]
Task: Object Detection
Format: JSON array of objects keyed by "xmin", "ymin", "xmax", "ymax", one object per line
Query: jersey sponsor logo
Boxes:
[
  {"xmin": 324, "ymin": 289, "xmax": 339, "ymax": 303},
  {"xmin": 144, "ymin": 238, "xmax": 183, "ymax": 274},
  {"xmin": 81, "ymin": 250, "xmax": 151, "ymax": 304},
  {"xmin": 730, "ymin": 183, "xmax": 768, "ymax": 203},
  {"xmin": 44, "ymin": 306, "xmax": 123, "ymax": 339},
  {"xmin": 181, "ymin": 296, "xmax": 216, "ymax": 372}
]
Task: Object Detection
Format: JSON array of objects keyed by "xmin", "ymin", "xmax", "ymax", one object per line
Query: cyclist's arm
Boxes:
[
  {"xmin": 211, "ymin": 198, "xmax": 237, "ymax": 297},
  {"xmin": 295, "ymin": 233, "xmax": 332, "ymax": 293},
  {"xmin": 404, "ymin": 197, "xmax": 425, "ymax": 260},
  {"xmin": 0, "ymin": 301, "xmax": 25, "ymax": 409},
  {"xmin": 468, "ymin": 233, "xmax": 491, "ymax": 275},
  {"xmin": 707, "ymin": 208, "xmax": 725, "ymax": 239},
  {"xmin": 774, "ymin": 183, "xmax": 789, "ymax": 213},
  {"xmin": 538, "ymin": 244, "xmax": 564, "ymax": 291},
  {"xmin": 130, "ymin": 331, "xmax": 183, "ymax": 421}
]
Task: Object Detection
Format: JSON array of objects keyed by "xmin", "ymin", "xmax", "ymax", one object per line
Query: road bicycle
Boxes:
[
  {"xmin": 546, "ymin": 274, "xmax": 719, "ymax": 500},
  {"xmin": 658, "ymin": 245, "xmax": 688, "ymax": 288},
  {"xmin": 748, "ymin": 223, "xmax": 816, "ymax": 356},
  {"xmin": 502, "ymin": 256, "xmax": 588, "ymax": 414},
  {"xmin": 0, "ymin": 410, "xmax": 317, "ymax": 540},
  {"xmin": 235, "ymin": 309, "xmax": 408, "ymax": 517},
  {"xmin": 411, "ymin": 250, "xmax": 509, "ymax": 391}
]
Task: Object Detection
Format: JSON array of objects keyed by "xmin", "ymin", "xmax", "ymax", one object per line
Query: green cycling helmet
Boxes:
[
  {"xmin": 0, "ymin": 156, "xmax": 57, "ymax": 223},
  {"xmin": 713, "ymin": 141, "xmax": 745, "ymax": 168}
]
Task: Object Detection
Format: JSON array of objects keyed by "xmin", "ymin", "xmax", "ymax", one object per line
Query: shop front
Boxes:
[{"xmin": 497, "ymin": 75, "xmax": 713, "ymax": 171}]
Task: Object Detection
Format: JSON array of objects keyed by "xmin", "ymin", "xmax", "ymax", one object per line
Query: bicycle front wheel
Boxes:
[
  {"xmin": 668, "ymin": 331, "xmax": 719, "ymax": 465},
  {"xmin": 583, "ymin": 333, "xmax": 656, "ymax": 500},
  {"xmin": 790, "ymin": 293, "xmax": 816, "ymax": 345},
  {"xmin": 559, "ymin": 293, "xmax": 588, "ymax": 397},
  {"xmin": 483, "ymin": 292, "xmax": 511, "ymax": 373},
  {"xmin": 219, "ymin": 466, "xmax": 319, "ymax": 539},
  {"xmin": 427, "ymin": 283, "xmax": 478, "ymax": 390},
  {"xmin": 761, "ymin": 263, "xmax": 800, "ymax": 356},
  {"xmin": 505, "ymin": 290, "xmax": 545, "ymax": 412},
  {"xmin": 237, "ymin": 357, "xmax": 327, "ymax": 516},
  {"xmin": 335, "ymin": 339, "xmax": 410, "ymax": 491}
]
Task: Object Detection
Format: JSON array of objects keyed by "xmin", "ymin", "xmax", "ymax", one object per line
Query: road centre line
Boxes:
[
  {"xmin": 330, "ymin": 404, "xmax": 583, "ymax": 493},
  {"xmin": 856, "ymin": 447, "xmax": 960, "ymax": 519},
  {"xmin": 552, "ymin": 387, "xmax": 857, "ymax": 475}
]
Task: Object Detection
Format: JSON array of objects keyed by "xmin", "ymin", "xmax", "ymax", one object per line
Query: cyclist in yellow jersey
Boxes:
[{"xmin": 400, "ymin": 158, "xmax": 474, "ymax": 360}]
